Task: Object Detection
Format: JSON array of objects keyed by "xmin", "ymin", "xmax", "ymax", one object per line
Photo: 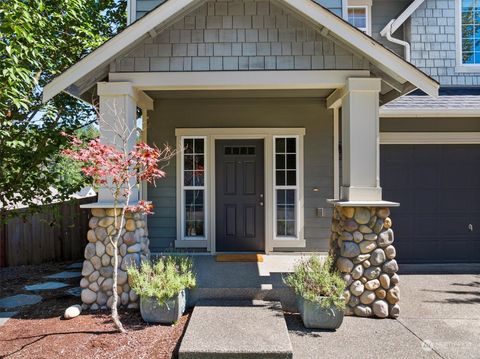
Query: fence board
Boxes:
[{"xmin": 1, "ymin": 197, "xmax": 95, "ymax": 267}]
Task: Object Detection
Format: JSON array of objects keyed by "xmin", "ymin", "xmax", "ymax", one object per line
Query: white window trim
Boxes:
[
  {"xmin": 347, "ymin": 1, "xmax": 372, "ymax": 36},
  {"xmin": 175, "ymin": 128, "xmax": 306, "ymax": 253},
  {"xmin": 273, "ymin": 136, "xmax": 302, "ymax": 241},
  {"xmin": 177, "ymin": 136, "xmax": 209, "ymax": 245},
  {"xmin": 455, "ymin": 0, "xmax": 480, "ymax": 72}
]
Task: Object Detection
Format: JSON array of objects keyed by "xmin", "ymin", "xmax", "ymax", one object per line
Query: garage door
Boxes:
[{"xmin": 380, "ymin": 144, "xmax": 480, "ymax": 263}]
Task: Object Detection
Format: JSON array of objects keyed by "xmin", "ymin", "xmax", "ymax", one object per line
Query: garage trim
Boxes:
[{"xmin": 380, "ymin": 132, "xmax": 480, "ymax": 145}]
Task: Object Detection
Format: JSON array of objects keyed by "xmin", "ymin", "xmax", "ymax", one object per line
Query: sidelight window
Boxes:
[
  {"xmin": 182, "ymin": 137, "xmax": 206, "ymax": 239},
  {"xmin": 274, "ymin": 137, "xmax": 298, "ymax": 238}
]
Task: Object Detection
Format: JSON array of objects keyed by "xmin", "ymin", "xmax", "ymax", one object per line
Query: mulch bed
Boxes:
[{"xmin": 0, "ymin": 262, "xmax": 190, "ymax": 358}]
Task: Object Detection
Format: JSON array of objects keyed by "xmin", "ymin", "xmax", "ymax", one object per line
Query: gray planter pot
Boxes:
[
  {"xmin": 140, "ymin": 290, "xmax": 186, "ymax": 324},
  {"xmin": 296, "ymin": 295, "xmax": 344, "ymax": 330}
]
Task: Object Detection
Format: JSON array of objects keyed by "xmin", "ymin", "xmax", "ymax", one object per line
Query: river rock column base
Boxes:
[
  {"xmin": 330, "ymin": 206, "xmax": 400, "ymax": 318},
  {"xmin": 80, "ymin": 208, "xmax": 150, "ymax": 310}
]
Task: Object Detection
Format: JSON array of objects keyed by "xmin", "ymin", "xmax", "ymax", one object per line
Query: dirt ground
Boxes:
[{"xmin": 0, "ymin": 261, "xmax": 189, "ymax": 359}]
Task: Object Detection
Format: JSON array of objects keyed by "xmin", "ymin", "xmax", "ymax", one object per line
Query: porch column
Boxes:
[
  {"xmin": 79, "ymin": 82, "xmax": 152, "ymax": 310},
  {"xmin": 329, "ymin": 78, "xmax": 400, "ymax": 319},
  {"xmin": 97, "ymin": 82, "xmax": 139, "ymax": 205}
]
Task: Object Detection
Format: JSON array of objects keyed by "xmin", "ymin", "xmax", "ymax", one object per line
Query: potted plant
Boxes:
[
  {"xmin": 284, "ymin": 256, "xmax": 346, "ymax": 330},
  {"xmin": 127, "ymin": 256, "xmax": 196, "ymax": 324}
]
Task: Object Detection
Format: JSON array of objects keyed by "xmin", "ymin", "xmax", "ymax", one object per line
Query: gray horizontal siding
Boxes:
[
  {"xmin": 380, "ymin": 117, "xmax": 480, "ymax": 132},
  {"xmin": 119, "ymin": 0, "xmax": 368, "ymax": 72},
  {"xmin": 147, "ymin": 97, "xmax": 334, "ymax": 252}
]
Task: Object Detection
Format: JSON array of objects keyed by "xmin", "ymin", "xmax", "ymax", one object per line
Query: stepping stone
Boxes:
[
  {"xmin": 66, "ymin": 262, "xmax": 82, "ymax": 269},
  {"xmin": 0, "ymin": 312, "xmax": 17, "ymax": 327},
  {"xmin": 66, "ymin": 287, "xmax": 81, "ymax": 297},
  {"xmin": 179, "ymin": 300, "xmax": 293, "ymax": 359},
  {"xmin": 25, "ymin": 282, "xmax": 69, "ymax": 291},
  {"xmin": 0, "ymin": 294, "xmax": 42, "ymax": 309},
  {"xmin": 45, "ymin": 271, "xmax": 81, "ymax": 279}
]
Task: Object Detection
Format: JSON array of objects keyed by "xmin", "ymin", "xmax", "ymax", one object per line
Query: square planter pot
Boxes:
[
  {"xmin": 140, "ymin": 290, "xmax": 186, "ymax": 324},
  {"xmin": 296, "ymin": 295, "xmax": 344, "ymax": 330}
]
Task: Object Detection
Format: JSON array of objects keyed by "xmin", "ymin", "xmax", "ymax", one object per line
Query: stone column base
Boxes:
[
  {"xmin": 330, "ymin": 206, "xmax": 400, "ymax": 318},
  {"xmin": 80, "ymin": 208, "xmax": 150, "ymax": 310}
]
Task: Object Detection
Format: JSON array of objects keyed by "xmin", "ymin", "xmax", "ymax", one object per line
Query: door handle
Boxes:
[
  {"xmin": 468, "ymin": 224, "xmax": 473, "ymax": 232},
  {"xmin": 259, "ymin": 202, "xmax": 264, "ymax": 207}
]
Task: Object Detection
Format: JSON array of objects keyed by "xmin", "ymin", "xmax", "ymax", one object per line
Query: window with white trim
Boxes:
[
  {"xmin": 460, "ymin": 0, "xmax": 480, "ymax": 64},
  {"xmin": 181, "ymin": 137, "xmax": 206, "ymax": 239},
  {"xmin": 347, "ymin": 6, "xmax": 369, "ymax": 34},
  {"xmin": 274, "ymin": 137, "xmax": 298, "ymax": 238}
]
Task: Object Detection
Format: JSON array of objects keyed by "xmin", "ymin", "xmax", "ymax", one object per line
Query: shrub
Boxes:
[
  {"xmin": 284, "ymin": 256, "xmax": 346, "ymax": 310},
  {"xmin": 127, "ymin": 256, "xmax": 196, "ymax": 305}
]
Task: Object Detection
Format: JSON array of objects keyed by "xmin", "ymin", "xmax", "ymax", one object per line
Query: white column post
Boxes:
[
  {"xmin": 340, "ymin": 78, "xmax": 382, "ymax": 201},
  {"xmin": 97, "ymin": 82, "xmax": 139, "ymax": 205}
]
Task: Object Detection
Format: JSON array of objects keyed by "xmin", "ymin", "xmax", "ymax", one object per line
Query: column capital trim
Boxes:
[
  {"xmin": 97, "ymin": 82, "xmax": 154, "ymax": 111},
  {"xmin": 346, "ymin": 77, "xmax": 382, "ymax": 92}
]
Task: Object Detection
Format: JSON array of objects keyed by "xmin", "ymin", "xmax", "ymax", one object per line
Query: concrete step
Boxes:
[{"xmin": 179, "ymin": 300, "xmax": 293, "ymax": 359}]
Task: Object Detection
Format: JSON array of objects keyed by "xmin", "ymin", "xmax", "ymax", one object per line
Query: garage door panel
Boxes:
[{"xmin": 381, "ymin": 144, "xmax": 480, "ymax": 263}]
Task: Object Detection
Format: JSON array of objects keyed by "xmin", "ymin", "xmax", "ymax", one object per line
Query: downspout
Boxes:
[{"xmin": 380, "ymin": 20, "xmax": 411, "ymax": 62}]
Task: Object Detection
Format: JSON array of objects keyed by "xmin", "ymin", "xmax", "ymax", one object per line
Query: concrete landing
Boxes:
[
  {"xmin": 179, "ymin": 300, "xmax": 293, "ymax": 359},
  {"xmin": 0, "ymin": 312, "xmax": 17, "ymax": 327}
]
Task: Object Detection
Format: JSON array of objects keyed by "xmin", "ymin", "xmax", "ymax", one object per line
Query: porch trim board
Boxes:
[
  {"xmin": 380, "ymin": 132, "xmax": 480, "ymax": 145},
  {"xmin": 175, "ymin": 128, "xmax": 306, "ymax": 254}
]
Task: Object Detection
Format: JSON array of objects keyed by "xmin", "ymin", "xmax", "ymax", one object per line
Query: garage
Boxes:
[{"xmin": 380, "ymin": 144, "xmax": 480, "ymax": 263}]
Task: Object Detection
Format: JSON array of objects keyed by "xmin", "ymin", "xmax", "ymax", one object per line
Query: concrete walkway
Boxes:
[{"xmin": 289, "ymin": 274, "xmax": 480, "ymax": 359}]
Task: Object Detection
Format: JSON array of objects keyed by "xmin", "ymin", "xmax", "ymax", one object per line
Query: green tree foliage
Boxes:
[{"xmin": 0, "ymin": 0, "xmax": 126, "ymax": 213}]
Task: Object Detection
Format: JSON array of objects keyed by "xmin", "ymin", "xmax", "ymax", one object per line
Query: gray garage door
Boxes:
[{"xmin": 380, "ymin": 144, "xmax": 480, "ymax": 263}]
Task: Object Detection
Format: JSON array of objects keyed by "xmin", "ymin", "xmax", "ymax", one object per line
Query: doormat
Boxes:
[{"xmin": 215, "ymin": 254, "xmax": 264, "ymax": 262}]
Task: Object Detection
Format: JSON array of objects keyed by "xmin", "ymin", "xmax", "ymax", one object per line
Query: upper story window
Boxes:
[
  {"xmin": 460, "ymin": 0, "xmax": 480, "ymax": 64},
  {"xmin": 346, "ymin": 0, "xmax": 372, "ymax": 35}
]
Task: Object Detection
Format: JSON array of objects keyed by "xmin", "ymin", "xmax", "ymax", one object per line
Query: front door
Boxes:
[{"xmin": 215, "ymin": 139, "xmax": 265, "ymax": 252}]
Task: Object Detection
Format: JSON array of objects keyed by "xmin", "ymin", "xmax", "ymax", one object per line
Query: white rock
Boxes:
[
  {"xmin": 373, "ymin": 300, "xmax": 389, "ymax": 318},
  {"xmin": 350, "ymin": 280, "xmax": 364, "ymax": 296},
  {"xmin": 64, "ymin": 305, "xmax": 82, "ymax": 319},
  {"xmin": 82, "ymin": 260, "xmax": 94, "ymax": 277},
  {"xmin": 81, "ymin": 289, "xmax": 97, "ymax": 304},
  {"xmin": 379, "ymin": 274, "xmax": 391, "ymax": 289},
  {"xmin": 360, "ymin": 290, "xmax": 376, "ymax": 305},
  {"xmin": 385, "ymin": 245, "xmax": 396, "ymax": 259},
  {"xmin": 354, "ymin": 305, "xmax": 372, "ymax": 317},
  {"xmin": 352, "ymin": 265, "xmax": 364, "ymax": 280}
]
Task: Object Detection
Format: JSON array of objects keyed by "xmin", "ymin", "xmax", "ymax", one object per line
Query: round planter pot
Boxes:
[
  {"xmin": 140, "ymin": 290, "xmax": 186, "ymax": 324},
  {"xmin": 296, "ymin": 295, "xmax": 344, "ymax": 330}
]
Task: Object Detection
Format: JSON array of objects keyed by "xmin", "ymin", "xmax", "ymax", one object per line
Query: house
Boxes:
[{"xmin": 43, "ymin": 0, "xmax": 479, "ymax": 315}]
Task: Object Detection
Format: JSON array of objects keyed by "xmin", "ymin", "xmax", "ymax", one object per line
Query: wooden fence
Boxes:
[{"xmin": 0, "ymin": 197, "xmax": 96, "ymax": 267}]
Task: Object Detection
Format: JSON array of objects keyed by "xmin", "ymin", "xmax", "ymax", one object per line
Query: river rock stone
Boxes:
[
  {"xmin": 337, "ymin": 257, "xmax": 354, "ymax": 273},
  {"xmin": 349, "ymin": 296, "xmax": 360, "ymax": 307},
  {"xmin": 384, "ymin": 217, "xmax": 392, "ymax": 229},
  {"xmin": 89, "ymin": 271, "xmax": 100, "ymax": 283},
  {"xmin": 64, "ymin": 304, "xmax": 82, "ymax": 319},
  {"xmin": 378, "ymin": 229, "xmax": 394, "ymax": 247},
  {"xmin": 342, "ymin": 273, "xmax": 353, "ymax": 286},
  {"xmin": 341, "ymin": 242, "xmax": 360, "ymax": 258},
  {"xmin": 387, "ymin": 286, "xmax": 400, "ymax": 304},
  {"xmin": 365, "ymin": 279, "xmax": 380, "ymax": 291},
  {"xmin": 364, "ymin": 233, "xmax": 378, "ymax": 241},
  {"xmin": 385, "ymin": 245, "xmax": 396, "ymax": 259},
  {"xmin": 89, "ymin": 216, "xmax": 99, "ymax": 229},
  {"xmin": 101, "ymin": 278, "xmax": 113, "ymax": 292},
  {"xmin": 106, "ymin": 208, "xmax": 121, "ymax": 217},
  {"xmin": 383, "ymin": 259, "xmax": 399, "ymax": 275},
  {"xmin": 125, "ymin": 219, "xmax": 136, "ymax": 232},
  {"xmin": 370, "ymin": 248, "xmax": 386, "ymax": 266},
  {"xmin": 344, "ymin": 220, "xmax": 358, "ymax": 232},
  {"xmin": 379, "ymin": 274, "xmax": 391, "ymax": 289},
  {"xmin": 94, "ymin": 227, "xmax": 108, "ymax": 241},
  {"xmin": 95, "ymin": 242, "xmax": 106, "ymax": 257},
  {"xmin": 89, "ymin": 282, "xmax": 99, "ymax": 292},
  {"xmin": 360, "ymin": 290, "xmax": 376, "ymax": 305},
  {"xmin": 350, "ymin": 280, "xmax": 364, "ymax": 296},
  {"xmin": 101, "ymin": 254, "xmax": 110, "ymax": 267},
  {"xmin": 91, "ymin": 208, "xmax": 106, "ymax": 217},
  {"xmin": 81, "ymin": 289, "xmax": 97, "ymax": 304},
  {"xmin": 359, "ymin": 225, "xmax": 372, "ymax": 234},
  {"xmin": 121, "ymin": 253, "xmax": 139, "ymax": 271},
  {"xmin": 119, "ymin": 243, "xmax": 127, "ymax": 257},
  {"xmin": 354, "ymin": 305, "xmax": 372, "ymax": 317},
  {"xmin": 354, "ymin": 208, "xmax": 371, "ymax": 224},
  {"xmin": 127, "ymin": 243, "xmax": 141, "ymax": 253},
  {"xmin": 87, "ymin": 230, "xmax": 97, "ymax": 243},
  {"xmin": 373, "ymin": 219, "xmax": 384, "ymax": 234},
  {"xmin": 353, "ymin": 254, "xmax": 370, "ymax": 264},
  {"xmin": 359, "ymin": 240, "xmax": 377, "ymax": 254},
  {"xmin": 375, "ymin": 288, "xmax": 386, "ymax": 299},
  {"xmin": 353, "ymin": 231, "xmax": 363, "ymax": 243},
  {"xmin": 121, "ymin": 292, "xmax": 129, "ymax": 306},
  {"xmin": 90, "ymin": 256, "xmax": 101, "ymax": 270},
  {"xmin": 105, "ymin": 243, "xmax": 114, "ymax": 257},
  {"xmin": 117, "ymin": 270, "xmax": 128, "ymax": 285},
  {"xmin": 372, "ymin": 300, "xmax": 389, "ymax": 318},
  {"xmin": 376, "ymin": 208, "xmax": 390, "ymax": 219},
  {"xmin": 391, "ymin": 273, "xmax": 400, "ymax": 285},
  {"xmin": 80, "ymin": 278, "xmax": 89, "ymax": 288},
  {"xmin": 123, "ymin": 232, "xmax": 136, "ymax": 246},
  {"xmin": 82, "ymin": 260, "xmax": 94, "ymax": 276},
  {"xmin": 343, "ymin": 290, "xmax": 351, "ymax": 304},
  {"xmin": 84, "ymin": 243, "xmax": 96, "ymax": 259},
  {"xmin": 352, "ymin": 265, "xmax": 363, "ymax": 280},
  {"xmin": 98, "ymin": 216, "xmax": 114, "ymax": 228},
  {"xmin": 100, "ymin": 266, "xmax": 114, "ymax": 278},
  {"xmin": 342, "ymin": 207, "xmax": 355, "ymax": 219},
  {"xmin": 129, "ymin": 290, "xmax": 139, "ymax": 302},
  {"xmin": 364, "ymin": 266, "xmax": 381, "ymax": 280},
  {"xmin": 97, "ymin": 291, "xmax": 108, "ymax": 306},
  {"xmin": 390, "ymin": 304, "xmax": 400, "ymax": 318},
  {"xmin": 362, "ymin": 260, "xmax": 371, "ymax": 268}
]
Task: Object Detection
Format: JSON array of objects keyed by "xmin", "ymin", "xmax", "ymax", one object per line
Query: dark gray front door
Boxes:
[
  {"xmin": 216, "ymin": 140, "xmax": 265, "ymax": 252},
  {"xmin": 381, "ymin": 144, "xmax": 480, "ymax": 263}
]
